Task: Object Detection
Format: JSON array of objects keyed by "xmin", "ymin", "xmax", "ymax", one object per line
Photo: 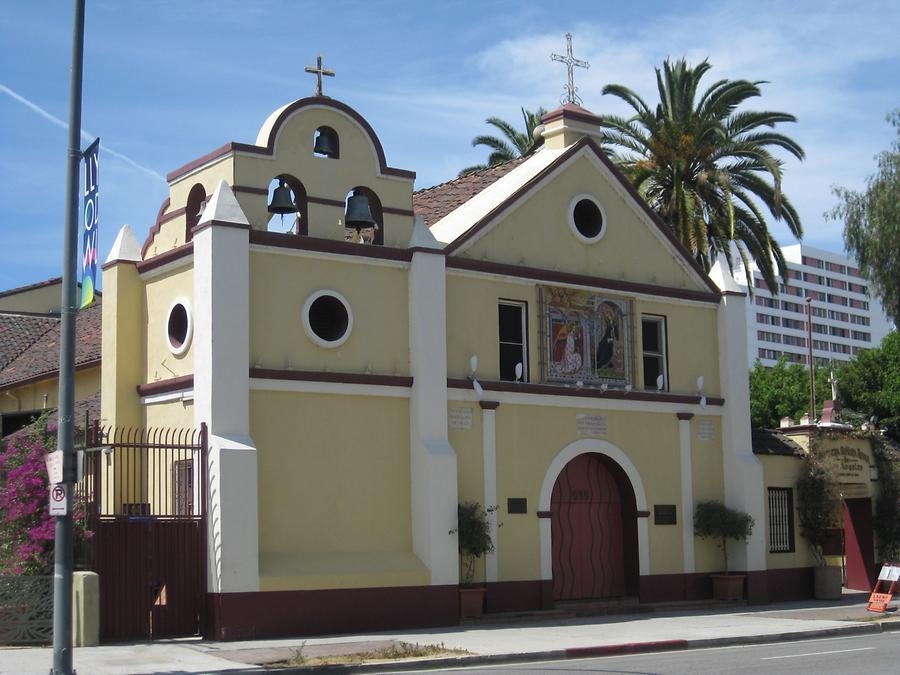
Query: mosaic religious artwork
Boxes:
[{"xmin": 541, "ymin": 287, "xmax": 632, "ymax": 387}]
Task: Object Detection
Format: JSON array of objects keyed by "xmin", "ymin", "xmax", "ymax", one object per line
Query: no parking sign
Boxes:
[{"xmin": 49, "ymin": 483, "xmax": 67, "ymax": 516}]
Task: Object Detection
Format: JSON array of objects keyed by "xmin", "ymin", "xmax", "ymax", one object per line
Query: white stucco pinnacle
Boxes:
[
  {"xmin": 104, "ymin": 223, "xmax": 142, "ymax": 264},
  {"xmin": 709, "ymin": 257, "xmax": 743, "ymax": 294},
  {"xmin": 199, "ymin": 179, "xmax": 250, "ymax": 227},
  {"xmin": 408, "ymin": 215, "xmax": 442, "ymax": 250}
]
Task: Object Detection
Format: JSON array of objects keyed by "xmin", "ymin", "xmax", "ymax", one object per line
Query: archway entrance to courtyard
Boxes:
[{"xmin": 550, "ymin": 453, "xmax": 639, "ymax": 600}]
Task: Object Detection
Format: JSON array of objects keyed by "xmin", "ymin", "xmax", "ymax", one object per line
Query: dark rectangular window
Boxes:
[
  {"xmin": 498, "ymin": 301, "xmax": 527, "ymax": 382},
  {"xmin": 768, "ymin": 488, "xmax": 795, "ymax": 553},
  {"xmin": 641, "ymin": 316, "xmax": 667, "ymax": 390}
]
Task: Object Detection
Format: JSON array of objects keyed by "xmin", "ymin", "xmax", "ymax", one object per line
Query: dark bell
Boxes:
[
  {"xmin": 268, "ymin": 180, "xmax": 296, "ymax": 214},
  {"xmin": 313, "ymin": 132, "xmax": 337, "ymax": 158},
  {"xmin": 345, "ymin": 192, "xmax": 376, "ymax": 229}
]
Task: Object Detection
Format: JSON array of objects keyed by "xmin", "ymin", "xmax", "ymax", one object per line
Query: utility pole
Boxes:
[
  {"xmin": 805, "ymin": 296, "xmax": 816, "ymax": 424},
  {"xmin": 52, "ymin": 1, "xmax": 85, "ymax": 673}
]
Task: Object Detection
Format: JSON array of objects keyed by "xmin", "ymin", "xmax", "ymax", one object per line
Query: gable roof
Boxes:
[
  {"xmin": 0, "ymin": 312, "xmax": 59, "ymax": 370},
  {"xmin": 751, "ymin": 428, "xmax": 805, "ymax": 457},
  {"xmin": 0, "ymin": 303, "xmax": 102, "ymax": 390},
  {"xmin": 425, "ymin": 137, "xmax": 722, "ymax": 296},
  {"xmin": 412, "ymin": 156, "xmax": 528, "ymax": 227}
]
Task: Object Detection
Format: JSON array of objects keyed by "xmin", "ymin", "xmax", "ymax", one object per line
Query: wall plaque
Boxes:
[
  {"xmin": 576, "ymin": 413, "xmax": 608, "ymax": 437},
  {"xmin": 696, "ymin": 420, "xmax": 715, "ymax": 441},
  {"xmin": 507, "ymin": 498, "xmax": 527, "ymax": 514},
  {"xmin": 654, "ymin": 504, "xmax": 677, "ymax": 525},
  {"xmin": 449, "ymin": 406, "xmax": 473, "ymax": 430}
]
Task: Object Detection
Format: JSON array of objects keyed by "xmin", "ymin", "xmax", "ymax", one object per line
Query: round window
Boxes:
[
  {"xmin": 302, "ymin": 290, "xmax": 353, "ymax": 348},
  {"xmin": 166, "ymin": 299, "xmax": 193, "ymax": 356},
  {"xmin": 569, "ymin": 194, "xmax": 607, "ymax": 243}
]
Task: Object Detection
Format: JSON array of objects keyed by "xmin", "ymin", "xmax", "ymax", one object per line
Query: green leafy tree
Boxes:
[
  {"xmin": 459, "ymin": 107, "xmax": 547, "ymax": 176},
  {"xmin": 837, "ymin": 331, "xmax": 900, "ymax": 441},
  {"xmin": 693, "ymin": 500, "xmax": 754, "ymax": 572},
  {"xmin": 749, "ymin": 358, "xmax": 831, "ymax": 428},
  {"xmin": 599, "ymin": 58, "xmax": 804, "ymax": 290},
  {"xmin": 828, "ymin": 110, "xmax": 900, "ymax": 325}
]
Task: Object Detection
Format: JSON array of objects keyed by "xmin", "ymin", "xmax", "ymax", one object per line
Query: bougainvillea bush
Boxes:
[{"xmin": 0, "ymin": 416, "xmax": 92, "ymax": 575}]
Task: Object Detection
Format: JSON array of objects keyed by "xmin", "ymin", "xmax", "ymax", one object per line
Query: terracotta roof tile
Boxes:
[
  {"xmin": 0, "ymin": 312, "xmax": 59, "ymax": 370},
  {"xmin": 412, "ymin": 157, "xmax": 527, "ymax": 227},
  {"xmin": 0, "ymin": 303, "xmax": 102, "ymax": 389},
  {"xmin": 751, "ymin": 428, "xmax": 805, "ymax": 457}
]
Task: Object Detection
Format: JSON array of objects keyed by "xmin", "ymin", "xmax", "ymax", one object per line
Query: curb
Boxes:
[{"xmin": 218, "ymin": 621, "xmax": 900, "ymax": 674}]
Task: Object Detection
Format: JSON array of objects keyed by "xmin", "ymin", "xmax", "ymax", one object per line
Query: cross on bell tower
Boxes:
[
  {"xmin": 551, "ymin": 33, "xmax": 590, "ymax": 105},
  {"xmin": 305, "ymin": 53, "xmax": 335, "ymax": 96}
]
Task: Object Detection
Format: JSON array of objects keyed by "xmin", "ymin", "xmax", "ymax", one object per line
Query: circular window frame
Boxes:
[
  {"xmin": 302, "ymin": 290, "xmax": 353, "ymax": 349},
  {"xmin": 568, "ymin": 194, "xmax": 608, "ymax": 244},
  {"xmin": 165, "ymin": 298, "xmax": 193, "ymax": 356}
]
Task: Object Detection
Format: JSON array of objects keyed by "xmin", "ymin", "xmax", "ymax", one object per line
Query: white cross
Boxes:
[{"xmin": 551, "ymin": 33, "xmax": 590, "ymax": 105}]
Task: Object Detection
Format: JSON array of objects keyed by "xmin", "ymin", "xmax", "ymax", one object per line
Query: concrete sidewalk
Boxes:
[{"xmin": 2, "ymin": 596, "xmax": 897, "ymax": 674}]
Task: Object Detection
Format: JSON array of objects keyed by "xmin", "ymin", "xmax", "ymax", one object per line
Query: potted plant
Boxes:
[
  {"xmin": 797, "ymin": 454, "xmax": 843, "ymax": 599},
  {"xmin": 453, "ymin": 501, "xmax": 495, "ymax": 618},
  {"xmin": 694, "ymin": 500, "xmax": 755, "ymax": 600}
]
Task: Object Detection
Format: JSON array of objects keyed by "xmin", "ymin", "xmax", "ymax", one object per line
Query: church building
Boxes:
[{"xmin": 98, "ymin": 72, "xmax": 818, "ymax": 639}]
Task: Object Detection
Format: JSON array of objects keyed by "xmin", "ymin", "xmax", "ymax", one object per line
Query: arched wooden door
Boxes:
[{"xmin": 551, "ymin": 453, "xmax": 626, "ymax": 600}]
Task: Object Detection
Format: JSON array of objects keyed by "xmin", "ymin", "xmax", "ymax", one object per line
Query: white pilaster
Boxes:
[
  {"xmin": 481, "ymin": 402, "xmax": 499, "ymax": 582},
  {"xmin": 717, "ymin": 288, "xmax": 766, "ymax": 573},
  {"xmin": 677, "ymin": 414, "xmax": 695, "ymax": 573},
  {"xmin": 194, "ymin": 180, "xmax": 259, "ymax": 593},
  {"xmin": 408, "ymin": 218, "xmax": 458, "ymax": 585}
]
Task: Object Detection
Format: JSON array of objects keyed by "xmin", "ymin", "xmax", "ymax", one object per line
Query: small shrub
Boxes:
[
  {"xmin": 694, "ymin": 500, "xmax": 754, "ymax": 573},
  {"xmin": 454, "ymin": 501, "xmax": 494, "ymax": 584}
]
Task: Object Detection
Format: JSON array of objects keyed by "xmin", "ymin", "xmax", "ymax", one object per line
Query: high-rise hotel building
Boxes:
[{"xmin": 733, "ymin": 244, "xmax": 894, "ymax": 369}]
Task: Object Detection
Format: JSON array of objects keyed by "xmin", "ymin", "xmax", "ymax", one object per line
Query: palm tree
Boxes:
[
  {"xmin": 598, "ymin": 58, "xmax": 804, "ymax": 290},
  {"xmin": 459, "ymin": 107, "xmax": 547, "ymax": 176}
]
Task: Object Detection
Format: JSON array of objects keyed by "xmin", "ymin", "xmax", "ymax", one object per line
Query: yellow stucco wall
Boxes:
[
  {"xmin": 0, "ymin": 281, "xmax": 62, "ymax": 313},
  {"xmin": 689, "ymin": 416, "xmax": 726, "ymax": 572},
  {"xmin": 144, "ymin": 267, "xmax": 194, "ymax": 383},
  {"xmin": 459, "ymin": 155, "xmax": 709, "ymax": 294},
  {"xmin": 249, "ymin": 251, "xmax": 409, "ymax": 375},
  {"xmin": 0, "ymin": 367, "xmax": 99, "ymax": 415},
  {"xmin": 250, "ymin": 390, "xmax": 426, "ymax": 590},
  {"xmin": 758, "ymin": 454, "xmax": 818, "ymax": 569}
]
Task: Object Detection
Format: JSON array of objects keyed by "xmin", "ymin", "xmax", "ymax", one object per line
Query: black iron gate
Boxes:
[{"xmin": 80, "ymin": 423, "xmax": 207, "ymax": 641}]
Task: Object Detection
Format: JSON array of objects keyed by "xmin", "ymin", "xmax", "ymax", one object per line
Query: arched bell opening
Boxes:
[
  {"xmin": 313, "ymin": 126, "xmax": 340, "ymax": 159},
  {"xmin": 342, "ymin": 186, "xmax": 383, "ymax": 245},
  {"xmin": 185, "ymin": 183, "xmax": 206, "ymax": 243},
  {"xmin": 266, "ymin": 174, "xmax": 308, "ymax": 234}
]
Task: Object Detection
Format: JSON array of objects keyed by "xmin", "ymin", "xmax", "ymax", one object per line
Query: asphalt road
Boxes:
[{"xmin": 389, "ymin": 633, "xmax": 899, "ymax": 674}]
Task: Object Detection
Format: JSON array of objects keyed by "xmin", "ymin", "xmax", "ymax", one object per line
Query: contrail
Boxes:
[{"xmin": 1, "ymin": 83, "xmax": 167, "ymax": 184}]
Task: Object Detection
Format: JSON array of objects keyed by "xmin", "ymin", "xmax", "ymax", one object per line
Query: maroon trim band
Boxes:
[
  {"xmin": 536, "ymin": 510, "xmax": 551, "ymax": 519},
  {"xmin": 249, "ymin": 230, "xmax": 413, "ymax": 262},
  {"xmin": 676, "ymin": 412, "xmax": 695, "ymax": 421},
  {"xmin": 479, "ymin": 400, "xmax": 500, "ymax": 410},
  {"xmin": 446, "ymin": 256, "xmax": 719, "ymax": 304},
  {"xmin": 141, "ymin": 197, "xmax": 172, "ymax": 258},
  {"xmin": 232, "ymin": 185, "xmax": 269, "ymax": 196},
  {"xmin": 635, "ymin": 510, "xmax": 651, "ymax": 518},
  {"xmin": 307, "ymin": 195, "xmax": 346, "ymax": 208},
  {"xmin": 136, "ymin": 374, "xmax": 194, "ymax": 397},
  {"xmin": 136, "ymin": 242, "xmax": 193, "ymax": 274},
  {"xmin": 250, "ymin": 367, "xmax": 413, "ymax": 388},
  {"xmin": 191, "ymin": 220, "xmax": 251, "ymax": 236},
  {"xmin": 447, "ymin": 378, "xmax": 724, "ymax": 406}
]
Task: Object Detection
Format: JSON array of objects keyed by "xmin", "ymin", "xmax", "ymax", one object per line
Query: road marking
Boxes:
[{"xmin": 761, "ymin": 646, "xmax": 875, "ymax": 660}]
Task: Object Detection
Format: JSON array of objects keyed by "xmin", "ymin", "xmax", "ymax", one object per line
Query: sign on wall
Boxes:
[
  {"xmin": 80, "ymin": 138, "xmax": 100, "ymax": 309},
  {"xmin": 822, "ymin": 445, "xmax": 872, "ymax": 483},
  {"xmin": 541, "ymin": 287, "xmax": 632, "ymax": 387}
]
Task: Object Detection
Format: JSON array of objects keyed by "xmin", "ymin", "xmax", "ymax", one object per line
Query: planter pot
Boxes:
[
  {"xmin": 459, "ymin": 587, "xmax": 487, "ymax": 618},
  {"xmin": 710, "ymin": 574, "xmax": 746, "ymax": 601},
  {"xmin": 814, "ymin": 565, "xmax": 843, "ymax": 600}
]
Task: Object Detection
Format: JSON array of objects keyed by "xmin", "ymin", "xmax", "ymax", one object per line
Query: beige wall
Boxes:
[
  {"xmin": 460, "ymin": 155, "xmax": 709, "ymax": 294},
  {"xmin": 144, "ymin": 267, "xmax": 194, "ymax": 382},
  {"xmin": 759, "ymin": 454, "xmax": 817, "ymax": 569},
  {"xmin": 0, "ymin": 281, "xmax": 63, "ymax": 314},
  {"xmin": 250, "ymin": 251, "xmax": 409, "ymax": 375},
  {"xmin": 0, "ymin": 367, "xmax": 99, "ymax": 415}
]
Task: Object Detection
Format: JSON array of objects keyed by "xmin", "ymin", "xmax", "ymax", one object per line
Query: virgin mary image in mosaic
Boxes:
[{"xmin": 542, "ymin": 287, "xmax": 632, "ymax": 387}]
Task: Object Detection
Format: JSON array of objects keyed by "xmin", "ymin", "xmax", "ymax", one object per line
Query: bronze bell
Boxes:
[
  {"xmin": 313, "ymin": 131, "xmax": 337, "ymax": 158},
  {"xmin": 345, "ymin": 192, "xmax": 376, "ymax": 229},
  {"xmin": 268, "ymin": 180, "xmax": 296, "ymax": 214}
]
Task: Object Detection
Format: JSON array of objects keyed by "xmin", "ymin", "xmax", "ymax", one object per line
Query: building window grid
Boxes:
[
  {"xmin": 641, "ymin": 316, "xmax": 668, "ymax": 391},
  {"xmin": 768, "ymin": 488, "xmax": 795, "ymax": 553},
  {"xmin": 498, "ymin": 301, "xmax": 528, "ymax": 382},
  {"xmin": 852, "ymin": 330, "xmax": 871, "ymax": 342}
]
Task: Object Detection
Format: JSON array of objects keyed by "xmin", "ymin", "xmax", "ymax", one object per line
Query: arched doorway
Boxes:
[{"xmin": 550, "ymin": 453, "xmax": 638, "ymax": 600}]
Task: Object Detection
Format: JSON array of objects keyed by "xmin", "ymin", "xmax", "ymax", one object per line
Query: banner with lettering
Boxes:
[{"xmin": 80, "ymin": 138, "xmax": 100, "ymax": 309}]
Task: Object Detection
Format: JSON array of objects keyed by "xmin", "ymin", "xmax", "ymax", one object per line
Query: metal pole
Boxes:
[
  {"xmin": 805, "ymin": 296, "xmax": 815, "ymax": 423},
  {"xmin": 52, "ymin": 1, "xmax": 85, "ymax": 673}
]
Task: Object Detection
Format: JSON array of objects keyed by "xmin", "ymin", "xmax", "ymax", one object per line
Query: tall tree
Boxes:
[
  {"xmin": 599, "ymin": 59, "xmax": 804, "ymax": 290},
  {"xmin": 828, "ymin": 110, "xmax": 900, "ymax": 325},
  {"xmin": 749, "ymin": 358, "xmax": 830, "ymax": 429},
  {"xmin": 837, "ymin": 331, "xmax": 900, "ymax": 441},
  {"xmin": 459, "ymin": 107, "xmax": 547, "ymax": 176}
]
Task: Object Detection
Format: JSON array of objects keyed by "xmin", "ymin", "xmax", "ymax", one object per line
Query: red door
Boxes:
[
  {"xmin": 551, "ymin": 454, "xmax": 625, "ymax": 599},
  {"xmin": 844, "ymin": 498, "xmax": 876, "ymax": 591}
]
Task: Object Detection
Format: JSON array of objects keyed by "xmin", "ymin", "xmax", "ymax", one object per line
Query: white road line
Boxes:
[{"xmin": 760, "ymin": 646, "xmax": 875, "ymax": 660}]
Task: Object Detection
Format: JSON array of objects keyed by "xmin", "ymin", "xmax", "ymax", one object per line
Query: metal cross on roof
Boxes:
[
  {"xmin": 551, "ymin": 33, "xmax": 590, "ymax": 105},
  {"xmin": 305, "ymin": 53, "xmax": 335, "ymax": 96}
]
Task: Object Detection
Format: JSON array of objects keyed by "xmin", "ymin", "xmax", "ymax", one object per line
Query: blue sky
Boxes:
[{"xmin": 1, "ymin": 0, "xmax": 897, "ymax": 290}]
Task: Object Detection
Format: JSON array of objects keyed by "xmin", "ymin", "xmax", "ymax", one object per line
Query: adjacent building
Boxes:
[{"xmin": 734, "ymin": 244, "xmax": 894, "ymax": 369}]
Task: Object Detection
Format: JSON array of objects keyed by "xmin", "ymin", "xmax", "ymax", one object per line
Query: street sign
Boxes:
[
  {"xmin": 867, "ymin": 562, "xmax": 900, "ymax": 613},
  {"xmin": 45, "ymin": 452, "xmax": 63, "ymax": 485},
  {"xmin": 49, "ymin": 483, "xmax": 68, "ymax": 516}
]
